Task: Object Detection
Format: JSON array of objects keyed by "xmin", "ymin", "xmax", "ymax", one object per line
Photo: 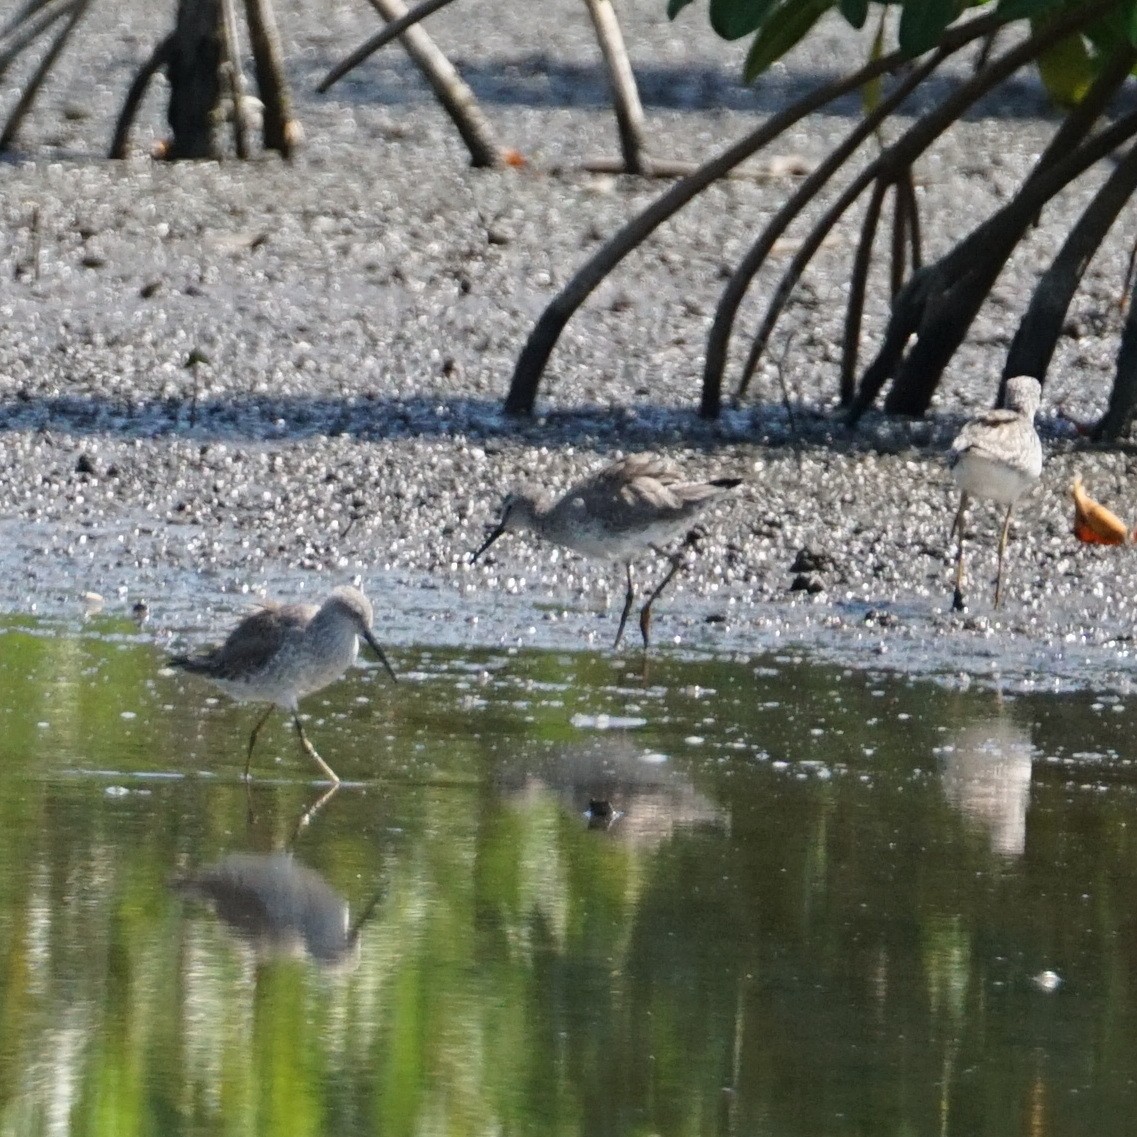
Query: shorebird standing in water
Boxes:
[
  {"xmin": 170, "ymin": 586, "xmax": 397, "ymax": 783},
  {"xmin": 948, "ymin": 375, "xmax": 1043, "ymax": 612},
  {"xmin": 472, "ymin": 454, "xmax": 742, "ymax": 647}
]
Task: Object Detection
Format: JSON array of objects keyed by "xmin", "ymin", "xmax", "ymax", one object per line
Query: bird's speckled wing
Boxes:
[
  {"xmin": 537, "ymin": 455, "xmax": 740, "ymax": 560},
  {"xmin": 949, "ymin": 409, "xmax": 1022, "ymax": 465},
  {"xmin": 579, "ymin": 455, "xmax": 709, "ymax": 527},
  {"xmin": 175, "ymin": 602, "xmax": 314, "ymax": 680}
]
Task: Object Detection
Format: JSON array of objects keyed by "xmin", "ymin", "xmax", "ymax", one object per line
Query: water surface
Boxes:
[{"xmin": 0, "ymin": 614, "xmax": 1135, "ymax": 1135}]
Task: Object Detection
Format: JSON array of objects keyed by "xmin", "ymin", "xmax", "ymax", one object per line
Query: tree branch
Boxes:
[
  {"xmin": 728, "ymin": 0, "xmax": 1112, "ymax": 412},
  {"xmin": 502, "ymin": 7, "xmax": 1008, "ymax": 418},
  {"xmin": 109, "ymin": 33, "xmax": 172, "ymax": 158},
  {"xmin": 863, "ymin": 107, "xmax": 1137, "ymax": 421},
  {"xmin": 362, "ymin": 0, "xmax": 501, "ymax": 168},
  {"xmin": 317, "ymin": 0, "xmax": 457, "ymax": 93},
  {"xmin": 841, "ymin": 176, "xmax": 890, "ymax": 405},
  {"xmin": 1005, "ymin": 134, "xmax": 1137, "ymax": 389},
  {"xmin": 244, "ymin": 0, "xmax": 297, "ymax": 157},
  {"xmin": 582, "ymin": 0, "xmax": 650, "ymax": 174}
]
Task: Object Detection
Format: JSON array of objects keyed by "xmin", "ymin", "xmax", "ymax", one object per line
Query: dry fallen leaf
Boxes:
[{"xmin": 1072, "ymin": 474, "xmax": 1130, "ymax": 545}]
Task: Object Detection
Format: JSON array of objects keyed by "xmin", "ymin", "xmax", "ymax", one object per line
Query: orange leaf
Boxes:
[{"xmin": 1071, "ymin": 474, "xmax": 1130, "ymax": 545}]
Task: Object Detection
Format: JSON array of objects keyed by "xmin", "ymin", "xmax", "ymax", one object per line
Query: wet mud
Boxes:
[{"xmin": 1, "ymin": 0, "xmax": 1135, "ymax": 693}]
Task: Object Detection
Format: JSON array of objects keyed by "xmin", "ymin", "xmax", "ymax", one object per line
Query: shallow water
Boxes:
[{"xmin": 1, "ymin": 614, "xmax": 1137, "ymax": 1135}]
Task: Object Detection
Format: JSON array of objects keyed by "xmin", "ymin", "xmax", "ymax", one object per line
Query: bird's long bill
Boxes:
[
  {"xmin": 470, "ymin": 522, "xmax": 506, "ymax": 563},
  {"xmin": 361, "ymin": 628, "xmax": 398, "ymax": 682}
]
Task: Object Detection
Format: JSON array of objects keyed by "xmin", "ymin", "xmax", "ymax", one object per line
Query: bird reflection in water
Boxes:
[
  {"xmin": 583, "ymin": 798, "xmax": 624, "ymax": 830},
  {"xmin": 172, "ymin": 852, "xmax": 380, "ymax": 970},
  {"xmin": 497, "ymin": 735, "xmax": 726, "ymax": 844},
  {"xmin": 939, "ymin": 717, "xmax": 1034, "ymax": 857}
]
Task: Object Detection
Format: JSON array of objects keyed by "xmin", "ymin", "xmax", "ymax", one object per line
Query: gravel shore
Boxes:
[{"xmin": 2, "ymin": 0, "xmax": 1137, "ymax": 691}]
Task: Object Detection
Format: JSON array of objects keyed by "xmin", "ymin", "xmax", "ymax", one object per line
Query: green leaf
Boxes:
[
  {"xmin": 1084, "ymin": 4, "xmax": 1132, "ymax": 53},
  {"xmin": 1034, "ymin": 28, "xmax": 1097, "ymax": 106},
  {"xmin": 898, "ymin": 0, "xmax": 959, "ymax": 56},
  {"xmin": 862, "ymin": 10, "xmax": 886, "ymax": 115},
  {"xmin": 840, "ymin": 0, "xmax": 869, "ymax": 28},
  {"xmin": 994, "ymin": 0, "xmax": 1064, "ymax": 23},
  {"xmin": 711, "ymin": 0, "xmax": 779, "ymax": 39},
  {"xmin": 667, "ymin": 0, "xmax": 697, "ymax": 18},
  {"xmin": 743, "ymin": 0, "xmax": 836, "ymax": 81}
]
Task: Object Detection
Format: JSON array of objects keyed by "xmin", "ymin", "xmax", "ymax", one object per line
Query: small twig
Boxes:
[
  {"xmin": 578, "ymin": 156, "xmax": 809, "ymax": 179},
  {"xmin": 774, "ymin": 328, "xmax": 800, "ymax": 446},
  {"xmin": 898, "ymin": 166, "xmax": 922, "ymax": 270},
  {"xmin": 889, "ymin": 176, "xmax": 907, "ymax": 297},
  {"xmin": 317, "ymin": 0, "xmax": 457, "ymax": 92},
  {"xmin": 29, "ymin": 204, "xmax": 39, "ymax": 281},
  {"xmin": 841, "ymin": 176, "xmax": 890, "ymax": 405},
  {"xmin": 219, "ymin": 0, "xmax": 250, "ymax": 158},
  {"xmin": 14, "ymin": 203, "xmax": 40, "ymax": 280},
  {"xmin": 185, "ymin": 347, "xmax": 209, "ymax": 428}
]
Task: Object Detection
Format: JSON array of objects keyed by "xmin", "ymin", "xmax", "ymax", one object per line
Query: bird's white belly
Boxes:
[
  {"xmin": 567, "ymin": 519, "xmax": 690, "ymax": 561},
  {"xmin": 212, "ymin": 675, "xmax": 296, "ymax": 707},
  {"xmin": 952, "ymin": 452, "xmax": 1036, "ymax": 505},
  {"xmin": 214, "ymin": 637, "xmax": 359, "ymax": 709}
]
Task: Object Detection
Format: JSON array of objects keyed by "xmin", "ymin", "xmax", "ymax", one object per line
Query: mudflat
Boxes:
[{"xmin": 1, "ymin": 0, "xmax": 1134, "ymax": 690}]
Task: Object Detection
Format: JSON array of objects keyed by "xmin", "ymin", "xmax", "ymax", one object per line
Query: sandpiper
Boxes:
[
  {"xmin": 169, "ymin": 585, "xmax": 397, "ymax": 783},
  {"xmin": 471, "ymin": 454, "xmax": 742, "ymax": 647},
  {"xmin": 948, "ymin": 375, "xmax": 1043, "ymax": 611}
]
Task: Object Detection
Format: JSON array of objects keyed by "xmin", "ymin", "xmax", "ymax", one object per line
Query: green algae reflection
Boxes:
[{"xmin": 1, "ymin": 615, "xmax": 1137, "ymax": 1134}]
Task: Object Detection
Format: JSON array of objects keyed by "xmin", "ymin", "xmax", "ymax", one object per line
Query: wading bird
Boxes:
[
  {"xmin": 170, "ymin": 586, "xmax": 396, "ymax": 783},
  {"xmin": 472, "ymin": 454, "xmax": 742, "ymax": 647}
]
